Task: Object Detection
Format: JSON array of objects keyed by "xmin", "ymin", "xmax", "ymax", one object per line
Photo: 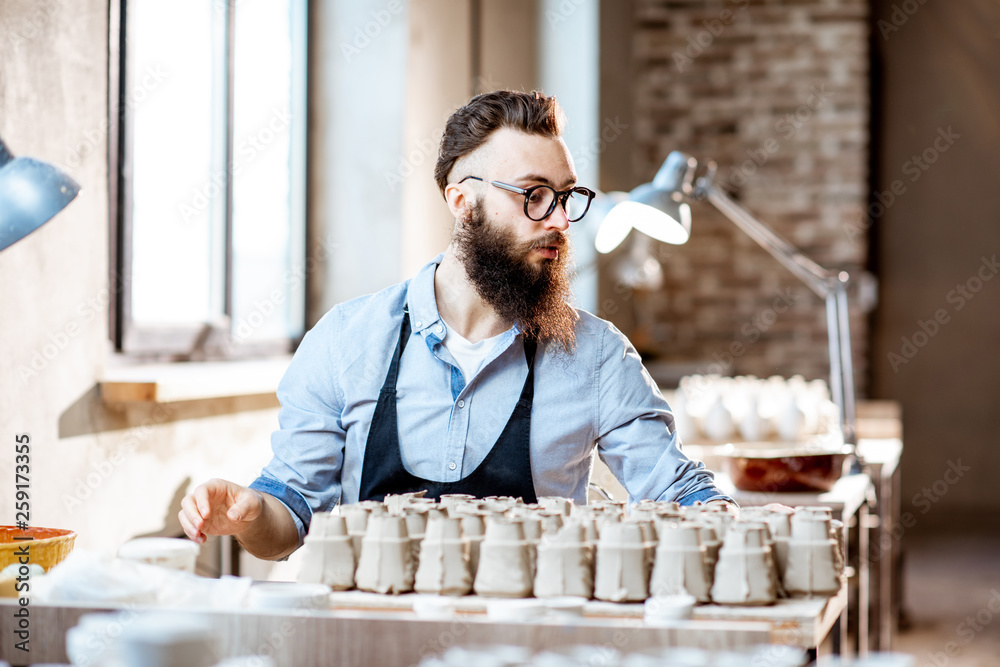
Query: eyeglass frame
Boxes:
[{"xmin": 458, "ymin": 176, "xmax": 597, "ymax": 222}]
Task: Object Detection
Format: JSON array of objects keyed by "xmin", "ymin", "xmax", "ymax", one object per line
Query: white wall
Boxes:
[
  {"xmin": 0, "ymin": 0, "xmax": 279, "ymax": 556},
  {"xmin": 309, "ymin": 0, "xmax": 412, "ymax": 318}
]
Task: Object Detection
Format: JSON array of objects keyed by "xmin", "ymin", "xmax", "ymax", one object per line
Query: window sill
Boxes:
[{"xmin": 100, "ymin": 356, "xmax": 292, "ymax": 404}]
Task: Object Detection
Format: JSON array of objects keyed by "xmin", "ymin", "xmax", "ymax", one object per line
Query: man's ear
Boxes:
[{"xmin": 444, "ymin": 181, "xmax": 469, "ymax": 220}]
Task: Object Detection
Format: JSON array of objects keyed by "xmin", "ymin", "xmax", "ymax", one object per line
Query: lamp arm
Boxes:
[
  {"xmin": 836, "ymin": 280, "xmax": 858, "ymax": 446},
  {"xmin": 700, "ymin": 182, "xmax": 858, "ymax": 450},
  {"xmin": 702, "ymin": 183, "xmax": 832, "ymax": 299}
]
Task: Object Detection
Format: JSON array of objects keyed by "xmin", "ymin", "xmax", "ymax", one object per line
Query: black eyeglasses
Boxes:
[{"xmin": 459, "ymin": 176, "xmax": 596, "ymax": 223}]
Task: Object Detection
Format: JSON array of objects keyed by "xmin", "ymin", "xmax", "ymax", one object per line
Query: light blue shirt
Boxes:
[{"xmin": 251, "ymin": 254, "xmax": 731, "ymax": 542}]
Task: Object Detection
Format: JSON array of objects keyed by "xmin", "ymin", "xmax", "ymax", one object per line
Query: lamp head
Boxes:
[
  {"xmin": 651, "ymin": 150, "xmax": 697, "ymax": 193},
  {"xmin": 595, "ymin": 151, "xmax": 697, "ymax": 253},
  {"xmin": 0, "ymin": 136, "xmax": 81, "ymax": 252}
]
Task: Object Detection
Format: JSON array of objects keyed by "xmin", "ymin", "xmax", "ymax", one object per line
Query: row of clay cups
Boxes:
[
  {"xmin": 592, "ymin": 518, "xmax": 720, "ymax": 603},
  {"xmin": 736, "ymin": 506, "xmax": 844, "ymax": 597},
  {"xmin": 303, "ymin": 509, "xmax": 595, "ymax": 597},
  {"xmin": 592, "ymin": 516, "xmax": 781, "ymax": 606},
  {"xmin": 303, "ymin": 499, "xmax": 840, "ymax": 602},
  {"xmin": 305, "ymin": 499, "xmax": 727, "ymax": 599},
  {"xmin": 592, "ymin": 509, "xmax": 842, "ymax": 606}
]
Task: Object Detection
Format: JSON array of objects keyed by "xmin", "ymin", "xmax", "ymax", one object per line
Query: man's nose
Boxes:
[{"xmin": 544, "ymin": 204, "xmax": 571, "ymax": 232}]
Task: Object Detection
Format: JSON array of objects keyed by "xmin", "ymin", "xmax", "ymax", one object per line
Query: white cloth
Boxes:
[{"xmin": 441, "ymin": 324, "xmax": 505, "ymax": 384}]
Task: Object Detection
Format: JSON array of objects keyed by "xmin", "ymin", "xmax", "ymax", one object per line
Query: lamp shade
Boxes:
[
  {"xmin": 593, "ymin": 151, "xmax": 695, "ymax": 254},
  {"xmin": 596, "ymin": 192, "xmax": 691, "ymax": 253},
  {"xmin": 0, "ymin": 137, "xmax": 80, "ymax": 252}
]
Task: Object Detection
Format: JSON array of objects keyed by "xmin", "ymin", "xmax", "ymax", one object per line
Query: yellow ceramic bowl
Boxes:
[{"xmin": 0, "ymin": 526, "xmax": 77, "ymax": 572}]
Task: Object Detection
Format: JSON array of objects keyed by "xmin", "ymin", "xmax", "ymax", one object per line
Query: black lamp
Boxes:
[{"xmin": 0, "ymin": 135, "xmax": 80, "ymax": 252}]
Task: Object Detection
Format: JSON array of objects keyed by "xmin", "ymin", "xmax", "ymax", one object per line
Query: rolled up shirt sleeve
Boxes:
[
  {"xmin": 595, "ymin": 324, "xmax": 734, "ymax": 506},
  {"xmin": 250, "ymin": 309, "xmax": 348, "ymax": 544}
]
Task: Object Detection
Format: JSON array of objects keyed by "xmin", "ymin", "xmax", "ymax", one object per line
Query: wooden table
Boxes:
[
  {"xmin": 1, "ymin": 587, "xmax": 846, "ymax": 667},
  {"xmin": 856, "ymin": 437, "xmax": 903, "ymax": 653}
]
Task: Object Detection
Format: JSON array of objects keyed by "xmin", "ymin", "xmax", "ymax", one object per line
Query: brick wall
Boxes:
[{"xmin": 603, "ymin": 0, "xmax": 870, "ymax": 393}]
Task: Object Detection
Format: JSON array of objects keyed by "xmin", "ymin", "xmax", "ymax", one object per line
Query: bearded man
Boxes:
[{"xmin": 179, "ymin": 90, "xmax": 732, "ymax": 560}]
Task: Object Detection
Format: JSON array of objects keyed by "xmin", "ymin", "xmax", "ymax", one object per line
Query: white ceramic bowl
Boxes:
[
  {"xmin": 117, "ymin": 537, "xmax": 200, "ymax": 573},
  {"xmin": 643, "ymin": 594, "xmax": 696, "ymax": 622},
  {"xmin": 485, "ymin": 598, "xmax": 546, "ymax": 622},
  {"xmin": 246, "ymin": 582, "xmax": 331, "ymax": 610}
]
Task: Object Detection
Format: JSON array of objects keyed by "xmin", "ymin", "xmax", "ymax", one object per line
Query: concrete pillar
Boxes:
[
  {"xmin": 308, "ymin": 0, "xmax": 410, "ymax": 321},
  {"xmin": 399, "ymin": 0, "xmax": 475, "ymax": 279}
]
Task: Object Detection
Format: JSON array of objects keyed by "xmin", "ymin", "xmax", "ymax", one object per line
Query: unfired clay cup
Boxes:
[
  {"xmin": 473, "ymin": 517, "xmax": 533, "ymax": 598},
  {"xmin": 297, "ymin": 513, "xmax": 356, "ymax": 590},
  {"xmin": 538, "ymin": 496, "xmax": 574, "ymax": 516},
  {"xmin": 354, "ymin": 515, "xmax": 414, "ymax": 594},
  {"xmin": 710, "ymin": 521, "xmax": 777, "ymax": 606},
  {"xmin": 534, "ymin": 521, "xmax": 594, "ymax": 599},
  {"xmin": 784, "ymin": 511, "xmax": 841, "ymax": 598},
  {"xmin": 403, "ymin": 508, "xmax": 430, "ymax": 580},
  {"xmin": 340, "ymin": 504, "xmax": 372, "ymax": 562},
  {"xmin": 459, "ymin": 512, "xmax": 486, "ymax": 577},
  {"xmin": 414, "ymin": 514, "xmax": 472, "ymax": 596},
  {"xmin": 650, "ymin": 520, "xmax": 712, "ymax": 603},
  {"xmin": 594, "ymin": 521, "xmax": 650, "ymax": 602}
]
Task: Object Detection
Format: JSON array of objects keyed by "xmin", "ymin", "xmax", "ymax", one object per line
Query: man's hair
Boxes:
[{"xmin": 434, "ymin": 90, "xmax": 566, "ymax": 197}]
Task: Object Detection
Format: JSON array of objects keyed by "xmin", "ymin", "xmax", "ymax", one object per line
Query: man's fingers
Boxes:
[
  {"xmin": 180, "ymin": 494, "xmax": 205, "ymax": 531},
  {"xmin": 227, "ymin": 489, "xmax": 261, "ymax": 523},
  {"xmin": 178, "ymin": 509, "xmax": 205, "ymax": 544},
  {"xmin": 193, "ymin": 483, "xmax": 215, "ymax": 518}
]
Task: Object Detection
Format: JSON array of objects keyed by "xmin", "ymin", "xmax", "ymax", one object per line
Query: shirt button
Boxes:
[
  {"xmin": 436, "ymin": 325, "xmax": 444, "ymax": 334},
  {"xmin": 415, "ymin": 320, "xmax": 422, "ymax": 328},
  {"xmin": 449, "ymin": 462, "xmax": 457, "ymax": 471},
  {"xmin": 457, "ymin": 399, "xmax": 465, "ymax": 408}
]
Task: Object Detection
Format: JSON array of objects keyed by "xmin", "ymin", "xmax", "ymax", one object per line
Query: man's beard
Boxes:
[{"xmin": 453, "ymin": 200, "xmax": 578, "ymax": 352}]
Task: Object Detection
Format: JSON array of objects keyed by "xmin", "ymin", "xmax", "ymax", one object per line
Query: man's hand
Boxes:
[{"xmin": 179, "ymin": 478, "xmax": 264, "ymax": 545}]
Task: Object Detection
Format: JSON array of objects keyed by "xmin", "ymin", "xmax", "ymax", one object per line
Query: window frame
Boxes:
[{"xmin": 109, "ymin": 0, "xmax": 309, "ymax": 361}]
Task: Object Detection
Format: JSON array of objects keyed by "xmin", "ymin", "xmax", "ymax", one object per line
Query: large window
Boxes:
[{"xmin": 113, "ymin": 0, "xmax": 307, "ymax": 358}]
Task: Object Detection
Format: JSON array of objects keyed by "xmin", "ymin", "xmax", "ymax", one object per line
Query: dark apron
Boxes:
[{"xmin": 357, "ymin": 308, "xmax": 538, "ymax": 503}]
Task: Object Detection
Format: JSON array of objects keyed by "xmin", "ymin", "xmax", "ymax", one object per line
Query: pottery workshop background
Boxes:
[{"xmin": 0, "ymin": 0, "xmax": 998, "ymax": 569}]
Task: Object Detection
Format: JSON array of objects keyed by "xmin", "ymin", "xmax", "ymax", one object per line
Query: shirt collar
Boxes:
[
  {"xmin": 406, "ymin": 253, "xmax": 524, "ymax": 340},
  {"xmin": 406, "ymin": 253, "xmax": 445, "ymax": 336}
]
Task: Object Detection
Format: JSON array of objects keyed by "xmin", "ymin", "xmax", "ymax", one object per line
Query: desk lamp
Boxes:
[
  {"xmin": 0, "ymin": 135, "xmax": 80, "ymax": 252},
  {"xmin": 597, "ymin": 151, "xmax": 858, "ymax": 451}
]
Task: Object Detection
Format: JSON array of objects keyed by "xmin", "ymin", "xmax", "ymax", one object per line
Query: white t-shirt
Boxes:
[{"xmin": 441, "ymin": 324, "xmax": 505, "ymax": 384}]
